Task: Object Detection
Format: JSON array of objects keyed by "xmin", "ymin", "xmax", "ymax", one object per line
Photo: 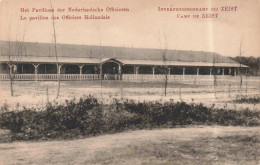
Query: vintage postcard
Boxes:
[{"xmin": 0, "ymin": 0, "xmax": 259, "ymax": 164}]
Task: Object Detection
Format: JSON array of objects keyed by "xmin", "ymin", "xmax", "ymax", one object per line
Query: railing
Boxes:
[
  {"xmin": 60, "ymin": 74, "xmax": 100, "ymax": 80},
  {"xmin": 0, "ymin": 74, "xmax": 259, "ymax": 86},
  {"xmin": 122, "ymin": 74, "xmax": 260, "ymax": 86},
  {"xmin": 122, "ymin": 74, "xmax": 217, "ymax": 80},
  {"xmin": 0, "ymin": 74, "xmax": 100, "ymax": 81}
]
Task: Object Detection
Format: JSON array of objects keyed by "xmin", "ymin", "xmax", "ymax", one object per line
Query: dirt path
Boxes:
[{"xmin": 0, "ymin": 126, "xmax": 259, "ymax": 165}]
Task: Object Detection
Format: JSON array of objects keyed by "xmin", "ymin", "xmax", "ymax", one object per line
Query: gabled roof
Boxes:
[{"xmin": 0, "ymin": 41, "xmax": 248, "ymax": 67}]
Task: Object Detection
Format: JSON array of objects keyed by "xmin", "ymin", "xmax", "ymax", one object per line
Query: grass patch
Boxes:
[
  {"xmin": 0, "ymin": 95, "xmax": 260, "ymax": 141},
  {"xmin": 85, "ymin": 134, "xmax": 260, "ymax": 165},
  {"xmin": 234, "ymin": 95, "xmax": 260, "ymax": 104}
]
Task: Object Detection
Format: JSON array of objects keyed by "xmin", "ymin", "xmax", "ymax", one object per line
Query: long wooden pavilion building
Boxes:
[{"xmin": 0, "ymin": 41, "xmax": 248, "ymax": 81}]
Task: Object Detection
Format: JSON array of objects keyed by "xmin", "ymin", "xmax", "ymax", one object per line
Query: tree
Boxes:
[
  {"xmin": 238, "ymin": 41, "xmax": 244, "ymax": 88},
  {"xmin": 158, "ymin": 32, "xmax": 169, "ymax": 97},
  {"xmin": 50, "ymin": 0, "xmax": 61, "ymax": 99},
  {"xmin": 95, "ymin": 22, "xmax": 104, "ymax": 98},
  {"xmin": 229, "ymin": 56, "xmax": 259, "ymax": 75},
  {"xmin": 5, "ymin": 18, "xmax": 28, "ymax": 96},
  {"xmin": 213, "ymin": 53, "xmax": 217, "ymax": 86},
  {"xmin": 212, "ymin": 53, "xmax": 218, "ymax": 98}
]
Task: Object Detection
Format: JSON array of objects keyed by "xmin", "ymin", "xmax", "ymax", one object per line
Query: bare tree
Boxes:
[
  {"xmin": 211, "ymin": 53, "xmax": 218, "ymax": 98},
  {"xmin": 7, "ymin": 21, "xmax": 15, "ymax": 96},
  {"xmin": 5, "ymin": 18, "xmax": 28, "ymax": 96},
  {"xmin": 95, "ymin": 22, "xmax": 103, "ymax": 98},
  {"xmin": 213, "ymin": 53, "xmax": 217, "ymax": 86},
  {"xmin": 50, "ymin": 0, "xmax": 61, "ymax": 99},
  {"xmin": 158, "ymin": 32, "xmax": 169, "ymax": 97},
  {"xmin": 239, "ymin": 41, "xmax": 243, "ymax": 89}
]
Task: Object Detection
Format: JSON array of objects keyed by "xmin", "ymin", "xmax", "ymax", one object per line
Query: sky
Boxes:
[{"xmin": 0, "ymin": 0, "xmax": 259, "ymax": 57}]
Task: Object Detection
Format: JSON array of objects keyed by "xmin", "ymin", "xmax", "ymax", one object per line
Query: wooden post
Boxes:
[
  {"xmin": 78, "ymin": 64, "xmax": 84, "ymax": 81},
  {"xmin": 57, "ymin": 64, "xmax": 63, "ymax": 80},
  {"xmin": 196, "ymin": 68, "xmax": 199, "ymax": 76},
  {"xmin": 8, "ymin": 64, "xmax": 14, "ymax": 78},
  {"xmin": 182, "ymin": 67, "xmax": 185, "ymax": 79},
  {"xmin": 118, "ymin": 64, "xmax": 122, "ymax": 80},
  {"xmin": 136, "ymin": 66, "xmax": 139, "ymax": 74},
  {"xmin": 152, "ymin": 67, "xmax": 155, "ymax": 79},
  {"xmin": 222, "ymin": 68, "xmax": 225, "ymax": 76},
  {"xmin": 118, "ymin": 65, "xmax": 121, "ymax": 74},
  {"xmin": 33, "ymin": 64, "xmax": 40, "ymax": 82},
  {"xmin": 99, "ymin": 64, "xmax": 102, "ymax": 80},
  {"xmin": 217, "ymin": 68, "xmax": 220, "ymax": 75},
  {"xmin": 168, "ymin": 68, "xmax": 171, "ymax": 75},
  {"xmin": 135, "ymin": 66, "xmax": 139, "ymax": 80},
  {"xmin": 210, "ymin": 68, "xmax": 212, "ymax": 76}
]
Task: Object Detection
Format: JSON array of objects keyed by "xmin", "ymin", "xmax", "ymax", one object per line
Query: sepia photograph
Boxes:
[{"xmin": 0, "ymin": 0, "xmax": 259, "ymax": 164}]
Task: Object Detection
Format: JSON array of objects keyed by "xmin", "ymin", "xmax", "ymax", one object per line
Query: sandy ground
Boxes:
[
  {"xmin": 0, "ymin": 126, "xmax": 259, "ymax": 165},
  {"xmin": 0, "ymin": 80, "xmax": 259, "ymax": 111},
  {"xmin": 0, "ymin": 80, "xmax": 259, "ymax": 164}
]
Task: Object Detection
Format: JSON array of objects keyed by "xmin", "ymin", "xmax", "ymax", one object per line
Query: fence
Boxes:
[
  {"xmin": 0, "ymin": 74, "xmax": 100, "ymax": 81},
  {"xmin": 0, "ymin": 74, "xmax": 259, "ymax": 86},
  {"xmin": 122, "ymin": 74, "xmax": 260, "ymax": 86}
]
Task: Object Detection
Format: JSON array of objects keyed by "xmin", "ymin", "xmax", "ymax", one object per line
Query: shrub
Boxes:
[
  {"xmin": 234, "ymin": 95, "xmax": 260, "ymax": 104},
  {"xmin": 0, "ymin": 96, "xmax": 259, "ymax": 141}
]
